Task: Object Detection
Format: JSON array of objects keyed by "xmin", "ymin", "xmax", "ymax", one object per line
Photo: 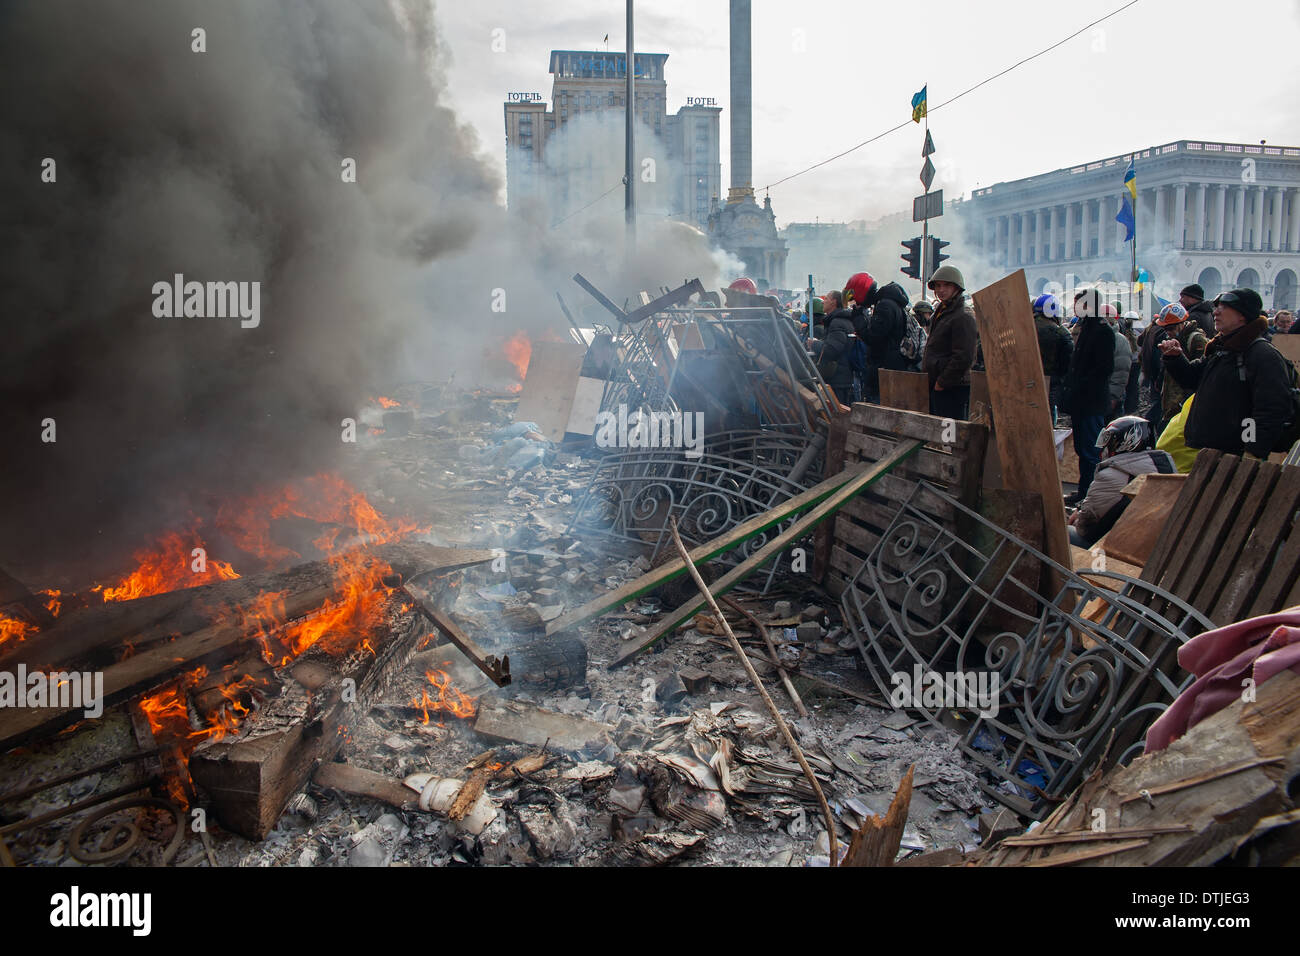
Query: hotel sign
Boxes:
[{"xmin": 685, "ymin": 97, "xmax": 718, "ymax": 107}]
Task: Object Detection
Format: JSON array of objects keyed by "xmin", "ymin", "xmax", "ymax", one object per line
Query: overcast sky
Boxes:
[{"xmin": 434, "ymin": 0, "xmax": 1300, "ymax": 227}]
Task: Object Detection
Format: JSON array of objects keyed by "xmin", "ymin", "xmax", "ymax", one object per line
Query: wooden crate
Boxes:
[{"xmin": 827, "ymin": 404, "xmax": 988, "ymax": 606}]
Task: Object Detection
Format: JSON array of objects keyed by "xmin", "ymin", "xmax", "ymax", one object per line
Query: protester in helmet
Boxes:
[
  {"xmin": 841, "ymin": 271, "xmax": 909, "ymax": 404},
  {"xmin": 1067, "ymin": 415, "xmax": 1176, "ymax": 547},
  {"xmin": 811, "ymin": 290, "xmax": 858, "ymax": 406},
  {"xmin": 1142, "ymin": 302, "xmax": 1207, "ymax": 436},
  {"xmin": 912, "ymin": 300, "xmax": 934, "ymax": 329},
  {"xmin": 727, "ymin": 277, "xmax": 758, "ymax": 296},
  {"xmin": 1120, "ymin": 311, "xmax": 1142, "ymax": 414},
  {"xmin": 1033, "ymin": 293, "xmax": 1073, "ymax": 425},
  {"xmin": 1061, "ymin": 288, "xmax": 1116, "ymax": 504},
  {"xmin": 922, "ymin": 264, "xmax": 978, "ymax": 420}
]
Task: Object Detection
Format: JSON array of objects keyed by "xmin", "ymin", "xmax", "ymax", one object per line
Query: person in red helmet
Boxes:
[
  {"xmin": 844, "ymin": 270, "xmax": 911, "ymax": 404},
  {"xmin": 728, "ymin": 277, "xmax": 758, "ymax": 295}
]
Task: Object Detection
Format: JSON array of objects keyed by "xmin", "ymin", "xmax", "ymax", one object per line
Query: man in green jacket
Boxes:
[{"xmin": 921, "ymin": 264, "xmax": 978, "ymax": 420}]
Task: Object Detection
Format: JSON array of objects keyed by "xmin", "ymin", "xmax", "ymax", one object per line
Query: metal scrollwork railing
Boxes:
[{"xmin": 841, "ymin": 482, "xmax": 1214, "ymax": 819}]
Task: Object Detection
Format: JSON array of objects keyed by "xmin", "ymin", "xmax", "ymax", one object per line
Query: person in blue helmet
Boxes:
[{"xmin": 1033, "ymin": 293, "xmax": 1073, "ymax": 425}]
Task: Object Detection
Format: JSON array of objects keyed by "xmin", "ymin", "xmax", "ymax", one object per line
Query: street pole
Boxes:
[
  {"xmin": 806, "ymin": 273, "xmax": 813, "ymax": 340},
  {"xmin": 921, "ymin": 107, "xmax": 929, "ymax": 289},
  {"xmin": 625, "ymin": 0, "xmax": 636, "ymax": 252}
]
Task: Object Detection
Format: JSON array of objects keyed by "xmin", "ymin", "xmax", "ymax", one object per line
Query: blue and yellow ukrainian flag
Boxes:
[
  {"xmin": 1115, "ymin": 158, "xmax": 1137, "ymax": 242},
  {"xmin": 911, "ymin": 86, "xmax": 927, "ymax": 123}
]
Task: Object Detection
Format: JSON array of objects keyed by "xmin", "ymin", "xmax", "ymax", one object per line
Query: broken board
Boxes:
[
  {"xmin": 879, "ymin": 369, "xmax": 929, "ymax": 414},
  {"xmin": 971, "ymin": 271, "xmax": 1071, "ymax": 596},
  {"xmin": 1095, "ymin": 473, "xmax": 1186, "ymax": 567},
  {"xmin": 514, "ymin": 341, "xmax": 589, "ymax": 443}
]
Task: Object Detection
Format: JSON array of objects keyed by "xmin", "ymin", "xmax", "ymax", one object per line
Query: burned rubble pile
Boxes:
[{"xmin": 4, "ymin": 272, "xmax": 1300, "ymax": 868}]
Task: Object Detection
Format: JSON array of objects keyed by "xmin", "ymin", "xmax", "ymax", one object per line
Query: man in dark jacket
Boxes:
[
  {"xmin": 1061, "ymin": 288, "xmax": 1115, "ymax": 503},
  {"xmin": 1158, "ymin": 288, "xmax": 1293, "ymax": 459},
  {"xmin": 852, "ymin": 280, "xmax": 910, "ymax": 404},
  {"xmin": 1033, "ymin": 293, "xmax": 1073, "ymax": 423},
  {"xmin": 812, "ymin": 297, "xmax": 858, "ymax": 406},
  {"xmin": 1180, "ymin": 283, "xmax": 1216, "ymax": 337},
  {"xmin": 921, "ymin": 264, "xmax": 978, "ymax": 420}
]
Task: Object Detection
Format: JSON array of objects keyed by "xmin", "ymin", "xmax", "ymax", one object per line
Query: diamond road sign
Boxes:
[
  {"xmin": 912, "ymin": 189, "xmax": 943, "ymax": 222},
  {"xmin": 920, "ymin": 157, "xmax": 936, "ymax": 191},
  {"xmin": 922, "ymin": 130, "xmax": 935, "ymax": 157}
]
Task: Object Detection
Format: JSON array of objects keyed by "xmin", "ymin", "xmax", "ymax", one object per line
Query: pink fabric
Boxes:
[{"xmin": 1143, "ymin": 607, "xmax": 1300, "ymax": 754}]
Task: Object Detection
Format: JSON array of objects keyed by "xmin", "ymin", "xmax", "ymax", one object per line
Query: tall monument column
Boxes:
[{"xmin": 728, "ymin": 0, "xmax": 752, "ymax": 199}]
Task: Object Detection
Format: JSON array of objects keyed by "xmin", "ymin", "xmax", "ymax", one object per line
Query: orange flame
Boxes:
[
  {"xmin": 0, "ymin": 613, "xmax": 35, "ymax": 650},
  {"xmin": 503, "ymin": 331, "xmax": 532, "ymax": 381},
  {"xmin": 95, "ymin": 531, "xmax": 240, "ymax": 603},
  {"xmin": 40, "ymin": 589, "xmax": 63, "ymax": 617},
  {"xmin": 411, "ymin": 665, "xmax": 477, "ymax": 722},
  {"xmin": 373, "ymin": 396, "xmax": 401, "ymax": 409}
]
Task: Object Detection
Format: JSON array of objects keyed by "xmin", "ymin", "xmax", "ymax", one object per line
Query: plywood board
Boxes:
[
  {"xmin": 1095, "ymin": 477, "xmax": 1183, "ymax": 567},
  {"xmin": 564, "ymin": 376, "xmax": 605, "ymax": 436},
  {"xmin": 971, "ymin": 271, "xmax": 1070, "ymax": 594},
  {"xmin": 879, "ymin": 369, "xmax": 930, "ymax": 413},
  {"xmin": 1271, "ymin": 334, "xmax": 1300, "ymax": 369},
  {"xmin": 514, "ymin": 341, "xmax": 588, "ymax": 443}
]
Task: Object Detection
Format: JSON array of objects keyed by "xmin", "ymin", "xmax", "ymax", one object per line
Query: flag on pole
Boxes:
[
  {"xmin": 1116, "ymin": 195, "xmax": 1135, "ymax": 242},
  {"xmin": 911, "ymin": 86, "xmax": 927, "ymax": 123},
  {"xmin": 1115, "ymin": 158, "xmax": 1137, "ymax": 242}
]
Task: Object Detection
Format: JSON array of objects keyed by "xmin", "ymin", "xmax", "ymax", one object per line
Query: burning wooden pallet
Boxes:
[{"xmin": 1, "ymin": 524, "xmax": 498, "ymax": 842}]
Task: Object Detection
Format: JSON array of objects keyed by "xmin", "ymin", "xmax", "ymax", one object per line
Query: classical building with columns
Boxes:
[{"xmin": 960, "ymin": 139, "xmax": 1300, "ymax": 311}]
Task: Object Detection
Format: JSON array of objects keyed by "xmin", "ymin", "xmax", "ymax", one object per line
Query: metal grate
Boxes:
[{"xmin": 840, "ymin": 482, "xmax": 1213, "ymax": 818}]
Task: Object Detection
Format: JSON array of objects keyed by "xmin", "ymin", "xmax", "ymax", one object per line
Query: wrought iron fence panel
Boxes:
[{"xmin": 841, "ymin": 482, "xmax": 1214, "ymax": 818}]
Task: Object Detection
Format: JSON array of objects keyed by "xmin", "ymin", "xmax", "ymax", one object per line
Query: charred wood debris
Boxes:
[{"xmin": 2, "ymin": 271, "xmax": 1299, "ymax": 868}]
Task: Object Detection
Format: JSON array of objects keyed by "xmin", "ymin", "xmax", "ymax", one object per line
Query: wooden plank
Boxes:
[
  {"xmin": 1199, "ymin": 462, "xmax": 1281, "ymax": 623},
  {"xmin": 1245, "ymin": 467, "xmax": 1300, "ymax": 617},
  {"xmin": 879, "ymin": 370, "xmax": 930, "ymax": 413},
  {"xmin": 813, "ymin": 415, "xmax": 851, "ymax": 584},
  {"xmin": 845, "ymin": 432, "xmax": 963, "ymax": 485},
  {"xmin": 0, "ymin": 584, "xmax": 339, "ymax": 752},
  {"xmin": 188, "ymin": 614, "xmax": 421, "ymax": 840},
  {"xmin": 513, "ymin": 341, "xmax": 588, "ymax": 443},
  {"xmin": 1164, "ymin": 455, "xmax": 1252, "ymax": 615},
  {"xmin": 848, "ymin": 404, "xmax": 974, "ymax": 448},
  {"xmin": 1270, "ymin": 334, "xmax": 1300, "ymax": 369},
  {"xmin": 609, "ymin": 440, "xmax": 923, "ymax": 667},
  {"xmin": 1094, "ymin": 476, "xmax": 1189, "ymax": 568},
  {"xmin": 843, "ymin": 765, "xmax": 914, "ymax": 867},
  {"xmin": 549, "ymin": 462, "xmax": 875, "ymax": 636},
  {"xmin": 1140, "ymin": 449, "xmax": 1221, "ymax": 590},
  {"xmin": 970, "ymin": 271, "xmax": 1069, "ymax": 596},
  {"xmin": 313, "ymin": 762, "xmax": 420, "ymax": 811}
]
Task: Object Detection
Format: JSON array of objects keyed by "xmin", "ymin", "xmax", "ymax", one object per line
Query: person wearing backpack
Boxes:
[
  {"xmin": 1157, "ymin": 288, "xmax": 1297, "ymax": 459},
  {"xmin": 845, "ymin": 271, "xmax": 909, "ymax": 403},
  {"xmin": 811, "ymin": 294, "xmax": 858, "ymax": 406}
]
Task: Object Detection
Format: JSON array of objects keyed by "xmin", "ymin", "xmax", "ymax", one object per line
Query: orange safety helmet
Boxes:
[
  {"xmin": 843, "ymin": 272, "xmax": 875, "ymax": 307},
  {"xmin": 728, "ymin": 277, "xmax": 758, "ymax": 295}
]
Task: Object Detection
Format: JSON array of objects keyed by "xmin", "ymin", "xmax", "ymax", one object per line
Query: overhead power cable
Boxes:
[{"xmin": 760, "ymin": 0, "xmax": 1144, "ymax": 192}]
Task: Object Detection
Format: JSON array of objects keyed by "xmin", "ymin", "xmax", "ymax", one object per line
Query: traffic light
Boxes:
[
  {"xmin": 927, "ymin": 237, "xmax": 950, "ymax": 276},
  {"xmin": 900, "ymin": 237, "xmax": 922, "ymax": 281}
]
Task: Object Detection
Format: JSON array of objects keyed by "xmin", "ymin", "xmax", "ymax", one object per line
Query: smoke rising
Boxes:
[{"xmin": 0, "ymin": 1, "xmax": 728, "ymax": 574}]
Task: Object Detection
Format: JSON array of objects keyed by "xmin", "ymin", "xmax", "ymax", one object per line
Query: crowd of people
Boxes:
[{"xmin": 749, "ymin": 268, "xmax": 1300, "ymax": 551}]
